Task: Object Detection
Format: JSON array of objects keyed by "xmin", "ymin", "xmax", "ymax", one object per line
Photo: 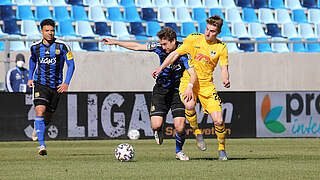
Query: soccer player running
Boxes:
[
  {"xmin": 100, "ymin": 27, "xmax": 206, "ymax": 160},
  {"xmin": 27, "ymin": 19, "xmax": 75, "ymax": 156},
  {"xmin": 152, "ymin": 15, "xmax": 230, "ymax": 160}
]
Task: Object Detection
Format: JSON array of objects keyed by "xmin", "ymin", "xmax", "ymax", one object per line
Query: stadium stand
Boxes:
[
  {"xmin": 16, "ymin": 5, "xmax": 34, "ymax": 20},
  {"xmin": 48, "ymin": 0, "xmax": 69, "ymax": 6},
  {"xmin": 3, "ymin": 20, "xmax": 21, "ymax": 35},
  {"xmin": 225, "ymin": 8, "xmax": 243, "ymax": 23},
  {"xmin": 271, "ymin": 37, "xmax": 290, "ymax": 53},
  {"xmin": 146, "ymin": 21, "xmax": 161, "ymax": 37},
  {"xmin": 252, "ymin": 0, "xmax": 268, "ymax": 9},
  {"xmin": 75, "ymin": 21, "xmax": 97, "ymax": 37},
  {"xmin": 129, "ymin": 22, "xmax": 146, "ymax": 36},
  {"xmin": 203, "ymin": 0, "xmax": 221, "ymax": 8},
  {"xmin": 248, "ymin": 23, "xmax": 268, "ymax": 38},
  {"xmin": 83, "ymin": 0, "xmax": 100, "ymax": 6},
  {"xmin": 119, "ymin": 0, "xmax": 136, "ymax": 7},
  {"xmin": 236, "ymin": 0, "xmax": 252, "ymax": 8},
  {"xmin": 65, "ymin": 0, "xmax": 83, "ymax": 6},
  {"xmin": 94, "ymin": 22, "xmax": 111, "ymax": 36},
  {"xmin": 266, "ymin": 23, "xmax": 282, "ymax": 37},
  {"xmin": 71, "ymin": 6, "xmax": 89, "ymax": 21},
  {"xmin": 186, "ymin": 0, "xmax": 203, "ymax": 8},
  {"xmin": 305, "ymin": 38, "xmax": 320, "ymax": 52},
  {"xmin": 88, "ymin": 6, "xmax": 106, "ymax": 22},
  {"xmin": 209, "ymin": 8, "xmax": 224, "ymax": 19},
  {"xmin": 35, "ymin": 6, "xmax": 53, "ymax": 21},
  {"xmin": 238, "ymin": 37, "xmax": 255, "ymax": 52},
  {"xmin": 31, "ymin": 0, "xmax": 48, "ymax": 6},
  {"xmin": 53, "ymin": 6, "xmax": 72, "ymax": 21},
  {"xmin": 281, "ymin": 22, "xmax": 299, "ymax": 38},
  {"xmin": 242, "ymin": 8, "xmax": 259, "ymax": 23},
  {"xmin": 220, "ymin": 0, "xmax": 237, "ymax": 8},
  {"xmin": 0, "ymin": 5, "xmax": 15, "ymax": 20},
  {"xmin": 153, "ymin": 0, "xmax": 169, "ymax": 7},
  {"xmin": 124, "ymin": 7, "xmax": 142, "ymax": 22},
  {"xmin": 136, "ymin": 0, "xmax": 154, "ymax": 8},
  {"xmin": 269, "ymin": 0, "xmax": 285, "ymax": 9},
  {"xmin": 106, "ymin": 7, "xmax": 124, "ymax": 21},
  {"xmin": 175, "ymin": 7, "xmax": 193, "ymax": 22},
  {"xmin": 101, "ymin": 0, "xmax": 119, "ymax": 7},
  {"xmin": 288, "ymin": 37, "xmax": 307, "ymax": 52},
  {"xmin": 158, "ymin": 7, "xmax": 175, "ymax": 22},
  {"xmin": 169, "ymin": 0, "xmax": 187, "ymax": 7},
  {"xmin": 231, "ymin": 22, "xmax": 250, "ymax": 38},
  {"xmin": 255, "ymin": 37, "xmax": 273, "ymax": 52},
  {"xmin": 275, "ymin": 9, "xmax": 292, "ymax": 24},
  {"xmin": 285, "ymin": 0, "xmax": 304, "ymax": 9},
  {"xmin": 192, "ymin": 8, "xmax": 207, "ymax": 22},
  {"xmin": 164, "ymin": 22, "xmax": 181, "ymax": 37},
  {"xmin": 81, "ymin": 37, "xmax": 99, "ymax": 51},
  {"xmin": 292, "ymin": 9, "xmax": 308, "ymax": 23},
  {"xmin": 21, "ymin": 20, "xmax": 41, "ymax": 36},
  {"xmin": 180, "ymin": 22, "xmax": 197, "ymax": 37},
  {"xmin": 111, "ymin": 21, "xmax": 131, "ymax": 38},
  {"xmin": 301, "ymin": 0, "xmax": 317, "ymax": 8},
  {"xmin": 298, "ymin": 23, "xmax": 315, "ymax": 38},
  {"xmin": 258, "ymin": 8, "xmax": 276, "ymax": 24},
  {"xmin": 141, "ymin": 8, "xmax": 157, "ymax": 21}
]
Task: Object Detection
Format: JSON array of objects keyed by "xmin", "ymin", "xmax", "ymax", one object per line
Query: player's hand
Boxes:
[
  {"xmin": 57, "ymin": 83, "xmax": 69, "ymax": 93},
  {"xmin": 152, "ymin": 67, "xmax": 162, "ymax": 79},
  {"xmin": 223, "ymin": 80, "xmax": 230, "ymax": 88},
  {"xmin": 27, "ymin": 80, "xmax": 34, "ymax": 88},
  {"xmin": 182, "ymin": 86, "xmax": 193, "ymax": 102},
  {"xmin": 100, "ymin": 38, "xmax": 116, "ymax": 45}
]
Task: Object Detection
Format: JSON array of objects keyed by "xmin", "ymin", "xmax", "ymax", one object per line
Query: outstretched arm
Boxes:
[
  {"xmin": 100, "ymin": 38, "xmax": 147, "ymax": 51},
  {"xmin": 221, "ymin": 65, "xmax": 230, "ymax": 88},
  {"xmin": 152, "ymin": 51, "xmax": 180, "ymax": 78},
  {"xmin": 182, "ymin": 67, "xmax": 198, "ymax": 102}
]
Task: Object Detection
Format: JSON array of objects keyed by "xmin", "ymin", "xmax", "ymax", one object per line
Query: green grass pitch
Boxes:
[{"xmin": 0, "ymin": 138, "xmax": 319, "ymax": 180}]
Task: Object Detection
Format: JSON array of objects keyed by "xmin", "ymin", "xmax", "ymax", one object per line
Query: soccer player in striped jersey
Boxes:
[
  {"xmin": 152, "ymin": 15, "xmax": 230, "ymax": 160},
  {"xmin": 101, "ymin": 27, "xmax": 204, "ymax": 160},
  {"xmin": 27, "ymin": 19, "xmax": 75, "ymax": 156}
]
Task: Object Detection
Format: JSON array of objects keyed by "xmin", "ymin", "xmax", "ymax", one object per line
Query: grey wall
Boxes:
[{"xmin": 1, "ymin": 52, "xmax": 319, "ymax": 91}]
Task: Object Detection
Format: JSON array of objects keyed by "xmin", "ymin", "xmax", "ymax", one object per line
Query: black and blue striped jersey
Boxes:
[
  {"xmin": 28, "ymin": 38, "xmax": 75, "ymax": 89},
  {"xmin": 147, "ymin": 41, "xmax": 191, "ymax": 90}
]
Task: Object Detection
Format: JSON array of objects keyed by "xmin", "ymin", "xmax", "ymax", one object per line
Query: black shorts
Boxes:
[
  {"xmin": 33, "ymin": 82, "xmax": 61, "ymax": 113},
  {"xmin": 150, "ymin": 84, "xmax": 185, "ymax": 118}
]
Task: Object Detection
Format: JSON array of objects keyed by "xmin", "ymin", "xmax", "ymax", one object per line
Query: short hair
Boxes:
[
  {"xmin": 206, "ymin": 15, "xmax": 223, "ymax": 29},
  {"xmin": 156, "ymin": 27, "xmax": 177, "ymax": 42},
  {"xmin": 40, "ymin": 19, "xmax": 55, "ymax": 29},
  {"xmin": 15, "ymin": 53, "xmax": 25, "ymax": 62}
]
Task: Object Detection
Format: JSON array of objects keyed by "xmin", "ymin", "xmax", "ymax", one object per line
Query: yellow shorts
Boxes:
[{"xmin": 179, "ymin": 80, "xmax": 222, "ymax": 114}]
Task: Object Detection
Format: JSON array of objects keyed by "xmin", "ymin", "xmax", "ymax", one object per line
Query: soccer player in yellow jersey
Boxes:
[{"xmin": 152, "ymin": 15, "xmax": 230, "ymax": 160}]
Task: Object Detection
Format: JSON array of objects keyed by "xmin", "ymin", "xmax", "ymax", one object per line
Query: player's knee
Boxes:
[
  {"xmin": 214, "ymin": 119, "xmax": 224, "ymax": 126},
  {"xmin": 184, "ymin": 101, "xmax": 195, "ymax": 111},
  {"xmin": 175, "ymin": 126, "xmax": 185, "ymax": 134}
]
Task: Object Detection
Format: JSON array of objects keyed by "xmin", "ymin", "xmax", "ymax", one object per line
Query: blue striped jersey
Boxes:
[{"xmin": 28, "ymin": 38, "xmax": 75, "ymax": 89}]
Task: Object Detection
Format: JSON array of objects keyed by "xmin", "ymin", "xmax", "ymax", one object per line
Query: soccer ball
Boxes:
[
  {"xmin": 114, "ymin": 143, "xmax": 135, "ymax": 162},
  {"xmin": 127, "ymin": 129, "xmax": 140, "ymax": 140}
]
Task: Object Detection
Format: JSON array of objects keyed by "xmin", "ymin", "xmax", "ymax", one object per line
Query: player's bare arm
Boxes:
[
  {"xmin": 221, "ymin": 65, "xmax": 230, "ymax": 88},
  {"xmin": 183, "ymin": 67, "xmax": 197, "ymax": 103},
  {"xmin": 152, "ymin": 51, "xmax": 180, "ymax": 78},
  {"xmin": 57, "ymin": 83, "xmax": 69, "ymax": 93},
  {"xmin": 100, "ymin": 38, "xmax": 147, "ymax": 51}
]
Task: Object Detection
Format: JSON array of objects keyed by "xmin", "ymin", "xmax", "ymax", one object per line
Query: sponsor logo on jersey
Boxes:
[
  {"xmin": 39, "ymin": 57, "xmax": 56, "ymax": 64},
  {"xmin": 194, "ymin": 53, "xmax": 210, "ymax": 63},
  {"xmin": 55, "ymin": 49, "xmax": 60, "ymax": 55},
  {"xmin": 210, "ymin": 50, "xmax": 216, "ymax": 58},
  {"xmin": 35, "ymin": 92, "xmax": 40, "ymax": 97},
  {"xmin": 66, "ymin": 51, "xmax": 73, "ymax": 60}
]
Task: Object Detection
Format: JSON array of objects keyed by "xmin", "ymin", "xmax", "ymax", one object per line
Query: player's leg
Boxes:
[
  {"xmin": 151, "ymin": 116, "xmax": 164, "ymax": 145},
  {"xmin": 34, "ymin": 105, "xmax": 47, "ymax": 156},
  {"xmin": 174, "ymin": 117, "xmax": 189, "ymax": 160}
]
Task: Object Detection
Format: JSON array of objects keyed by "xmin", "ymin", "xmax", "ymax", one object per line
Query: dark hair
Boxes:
[
  {"xmin": 156, "ymin": 27, "xmax": 176, "ymax": 42},
  {"xmin": 206, "ymin": 15, "xmax": 223, "ymax": 29},
  {"xmin": 15, "ymin": 53, "xmax": 25, "ymax": 62},
  {"xmin": 40, "ymin": 19, "xmax": 55, "ymax": 29}
]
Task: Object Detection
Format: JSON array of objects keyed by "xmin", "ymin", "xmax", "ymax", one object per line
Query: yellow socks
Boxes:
[
  {"xmin": 185, "ymin": 110, "xmax": 201, "ymax": 135},
  {"xmin": 215, "ymin": 124, "xmax": 226, "ymax": 151}
]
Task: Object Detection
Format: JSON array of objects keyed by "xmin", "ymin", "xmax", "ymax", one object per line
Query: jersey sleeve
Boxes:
[
  {"xmin": 219, "ymin": 44, "xmax": 228, "ymax": 66},
  {"xmin": 28, "ymin": 46, "xmax": 37, "ymax": 80},
  {"xmin": 180, "ymin": 55, "xmax": 192, "ymax": 70},
  {"xmin": 62, "ymin": 44, "xmax": 75, "ymax": 85},
  {"xmin": 146, "ymin": 41, "xmax": 159, "ymax": 52},
  {"xmin": 175, "ymin": 34, "xmax": 197, "ymax": 55}
]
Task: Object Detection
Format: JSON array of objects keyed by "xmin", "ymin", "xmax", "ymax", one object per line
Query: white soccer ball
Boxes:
[
  {"xmin": 127, "ymin": 129, "xmax": 140, "ymax": 140},
  {"xmin": 114, "ymin": 143, "xmax": 135, "ymax": 162}
]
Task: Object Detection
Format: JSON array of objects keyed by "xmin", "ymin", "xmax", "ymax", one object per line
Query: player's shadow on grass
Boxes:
[{"xmin": 190, "ymin": 157, "xmax": 278, "ymax": 161}]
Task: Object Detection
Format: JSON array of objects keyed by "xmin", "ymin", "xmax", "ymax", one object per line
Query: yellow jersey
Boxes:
[{"xmin": 176, "ymin": 33, "xmax": 228, "ymax": 83}]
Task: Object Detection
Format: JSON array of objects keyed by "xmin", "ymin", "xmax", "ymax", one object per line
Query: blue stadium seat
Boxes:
[
  {"xmin": 315, "ymin": 23, "xmax": 320, "ymax": 37},
  {"xmin": 271, "ymin": 37, "xmax": 289, "ymax": 53},
  {"xmin": 53, "ymin": 6, "xmax": 71, "ymax": 21},
  {"xmin": 248, "ymin": 23, "xmax": 268, "ymax": 38},
  {"xmin": 242, "ymin": 8, "xmax": 259, "ymax": 23},
  {"xmin": 318, "ymin": 0, "xmax": 320, "ymax": 8},
  {"xmin": 135, "ymin": 35, "xmax": 148, "ymax": 41},
  {"xmin": 8, "ymin": 35, "xmax": 28, "ymax": 51},
  {"xmin": 298, "ymin": 23, "xmax": 315, "ymax": 38},
  {"xmin": 0, "ymin": 5, "xmax": 15, "ymax": 20},
  {"xmin": 58, "ymin": 20, "xmax": 77, "ymax": 36},
  {"xmin": 106, "ymin": 7, "xmax": 124, "ymax": 21},
  {"xmin": 72, "ymin": 6, "xmax": 89, "ymax": 21},
  {"xmin": 0, "ymin": 26, "xmax": 7, "ymax": 36},
  {"xmin": 218, "ymin": 22, "xmax": 232, "ymax": 37},
  {"xmin": 288, "ymin": 37, "xmax": 306, "ymax": 52},
  {"xmin": 26, "ymin": 34, "xmax": 42, "ymax": 49},
  {"xmin": 14, "ymin": 0, "xmax": 31, "ymax": 5},
  {"xmin": 63, "ymin": 35, "xmax": 85, "ymax": 51},
  {"xmin": 269, "ymin": 0, "xmax": 285, "ymax": 8},
  {"xmin": 83, "ymin": 0, "xmax": 101, "ymax": 6},
  {"xmin": 266, "ymin": 23, "xmax": 282, "ymax": 37},
  {"xmin": 146, "ymin": 21, "xmax": 161, "ymax": 37},
  {"xmin": 101, "ymin": 0, "xmax": 119, "ymax": 7},
  {"xmin": 76, "ymin": 21, "xmax": 97, "ymax": 37},
  {"xmin": 141, "ymin": 8, "xmax": 157, "ymax": 21},
  {"xmin": 238, "ymin": 37, "xmax": 254, "ymax": 52},
  {"xmin": 129, "ymin": 22, "xmax": 146, "ymax": 36},
  {"xmin": 209, "ymin": 8, "xmax": 224, "ymax": 19},
  {"xmin": 0, "ymin": 35, "xmax": 4, "ymax": 51},
  {"xmin": 256, "ymin": 37, "xmax": 273, "ymax": 52},
  {"xmin": 48, "ymin": 0, "xmax": 68, "ymax": 6},
  {"xmin": 21, "ymin": 20, "xmax": 41, "ymax": 36},
  {"xmin": 253, "ymin": 0, "xmax": 268, "ymax": 9},
  {"xmin": 175, "ymin": 7, "xmax": 192, "ymax": 22},
  {"xmin": 119, "ymin": 0, "xmax": 136, "ymax": 7},
  {"xmin": 220, "ymin": 0, "xmax": 236, "ymax": 8},
  {"xmin": 232, "ymin": 22, "xmax": 249, "ymax": 38},
  {"xmin": 181, "ymin": 22, "xmax": 197, "ymax": 37},
  {"xmin": 81, "ymin": 37, "xmax": 99, "ymax": 51},
  {"xmin": 124, "ymin": 7, "xmax": 142, "ymax": 22},
  {"xmin": 225, "ymin": 8, "xmax": 242, "ymax": 23},
  {"xmin": 35, "ymin": 6, "xmax": 53, "ymax": 21},
  {"xmin": 236, "ymin": 0, "xmax": 252, "ymax": 8},
  {"xmin": 3, "ymin": 20, "xmax": 20, "ymax": 35},
  {"xmin": 164, "ymin": 23, "xmax": 181, "ymax": 36},
  {"xmin": 0, "ymin": 0, "xmax": 14, "ymax": 5},
  {"xmin": 305, "ymin": 38, "xmax": 320, "ymax": 52},
  {"xmin": 94, "ymin": 22, "xmax": 111, "ymax": 36},
  {"xmin": 308, "ymin": 9, "xmax": 320, "ymax": 24},
  {"xmin": 31, "ymin": 0, "xmax": 48, "ymax": 6},
  {"xmin": 169, "ymin": 0, "xmax": 186, "ymax": 7},
  {"xmin": 275, "ymin": 9, "xmax": 292, "ymax": 24},
  {"xmin": 285, "ymin": 0, "xmax": 304, "ymax": 9},
  {"xmin": 192, "ymin": 8, "xmax": 207, "ymax": 22},
  {"xmin": 111, "ymin": 21, "xmax": 131, "ymax": 37},
  {"xmin": 186, "ymin": 0, "xmax": 203, "ymax": 8},
  {"xmin": 153, "ymin": 0, "xmax": 169, "ymax": 7},
  {"xmin": 158, "ymin": 7, "xmax": 175, "ymax": 22},
  {"xmin": 66, "ymin": 0, "xmax": 83, "ymax": 6},
  {"xmin": 16, "ymin": 5, "xmax": 34, "ymax": 20},
  {"xmin": 136, "ymin": 0, "xmax": 154, "ymax": 8},
  {"xmin": 281, "ymin": 22, "xmax": 299, "ymax": 38},
  {"xmin": 198, "ymin": 21, "xmax": 206, "ymax": 34},
  {"xmin": 220, "ymin": 36, "xmax": 243, "ymax": 53},
  {"xmin": 203, "ymin": 0, "xmax": 221, "ymax": 8},
  {"xmin": 89, "ymin": 6, "xmax": 107, "ymax": 22},
  {"xmin": 292, "ymin": 9, "xmax": 308, "ymax": 23},
  {"xmin": 301, "ymin": 0, "xmax": 317, "ymax": 8},
  {"xmin": 258, "ymin": 8, "xmax": 276, "ymax": 24}
]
